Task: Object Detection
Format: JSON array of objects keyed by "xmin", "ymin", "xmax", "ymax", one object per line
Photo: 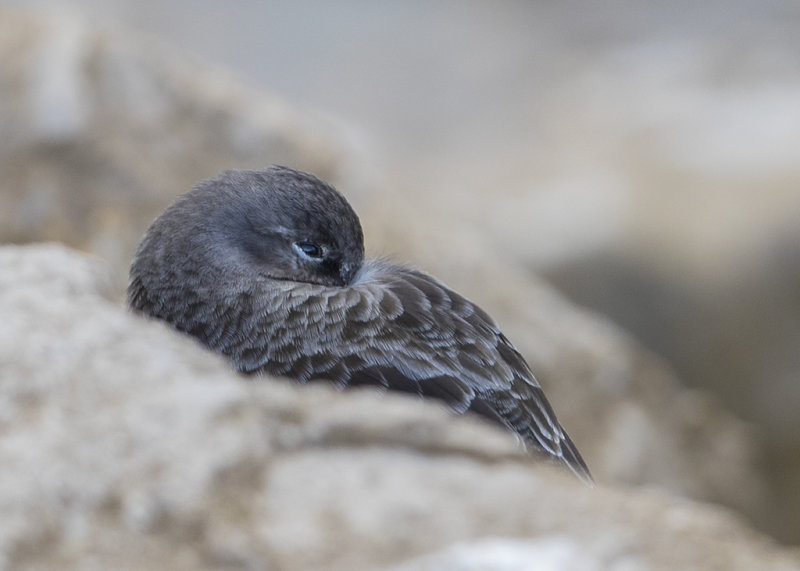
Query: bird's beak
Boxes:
[{"xmin": 340, "ymin": 262, "xmax": 358, "ymax": 285}]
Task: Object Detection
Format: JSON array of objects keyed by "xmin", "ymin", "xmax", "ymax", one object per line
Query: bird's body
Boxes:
[{"xmin": 128, "ymin": 166, "xmax": 591, "ymax": 482}]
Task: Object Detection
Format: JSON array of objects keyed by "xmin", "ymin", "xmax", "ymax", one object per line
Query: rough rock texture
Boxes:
[{"xmin": 1, "ymin": 244, "xmax": 798, "ymax": 571}]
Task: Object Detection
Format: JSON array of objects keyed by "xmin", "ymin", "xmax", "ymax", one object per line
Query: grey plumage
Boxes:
[{"xmin": 128, "ymin": 166, "xmax": 591, "ymax": 482}]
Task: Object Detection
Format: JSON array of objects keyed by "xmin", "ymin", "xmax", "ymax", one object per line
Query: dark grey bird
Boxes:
[{"xmin": 128, "ymin": 166, "xmax": 591, "ymax": 482}]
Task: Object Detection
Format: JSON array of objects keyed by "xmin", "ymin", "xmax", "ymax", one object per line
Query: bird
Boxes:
[{"xmin": 128, "ymin": 166, "xmax": 591, "ymax": 482}]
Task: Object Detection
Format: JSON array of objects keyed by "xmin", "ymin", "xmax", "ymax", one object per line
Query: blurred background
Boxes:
[{"xmin": 2, "ymin": 0, "xmax": 799, "ymax": 546}]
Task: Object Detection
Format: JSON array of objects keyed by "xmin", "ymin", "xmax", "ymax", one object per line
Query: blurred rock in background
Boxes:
[
  {"xmin": 0, "ymin": 6, "xmax": 364, "ymax": 283},
  {"xmin": 1, "ymin": 0, "xmax": 799, "ymax": 563}
]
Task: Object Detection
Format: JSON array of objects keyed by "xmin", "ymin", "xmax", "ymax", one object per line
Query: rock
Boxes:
[
  {"xmin": 1, "ymin": 243, "xmax": 798, "ymax": 571},
  {"xmin": 383, "ymin": 535, "xmax": 793, "ymax": 571}
]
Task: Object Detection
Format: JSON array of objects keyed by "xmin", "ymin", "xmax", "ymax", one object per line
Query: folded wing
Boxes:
[{"xmin": 226, "ymin": 261, "xmax": 592, "ymax": 482}]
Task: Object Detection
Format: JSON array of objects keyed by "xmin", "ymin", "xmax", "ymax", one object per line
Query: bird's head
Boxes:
[{"xmin": 135, "ymin": 166, "xmax": 365, "ymax": 289}]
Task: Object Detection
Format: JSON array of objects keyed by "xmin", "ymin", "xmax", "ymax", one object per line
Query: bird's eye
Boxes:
[{"xmin": 293, "ymin": 241, "xmax": 325, "ymax": 261}]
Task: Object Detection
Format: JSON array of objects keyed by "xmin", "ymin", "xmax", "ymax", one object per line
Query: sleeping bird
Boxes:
[{"xmin": 128, "ymin": 166, "xmax": 591, "ymax": 482}]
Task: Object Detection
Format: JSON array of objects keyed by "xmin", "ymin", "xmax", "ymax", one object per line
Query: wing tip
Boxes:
[{"xmin": 559, "ymin": 434, "xmax": 594, "ymax": 486}]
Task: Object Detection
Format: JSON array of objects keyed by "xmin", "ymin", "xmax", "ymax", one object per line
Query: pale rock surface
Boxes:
[{"xmin": 1, "ymin": 243, "xmax": 798, "ymax": 571}]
